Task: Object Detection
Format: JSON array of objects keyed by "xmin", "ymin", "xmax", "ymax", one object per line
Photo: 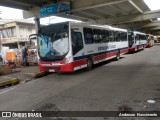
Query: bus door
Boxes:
[
  {"xmin": 128, "ymin": 32, "xmax": 134, "ymax": 48},
  {"xmin": 71, "ymin": 29, "xmax": 84, "ymax": 56},
  {"xmin": 71, "ymin": 28, "xmax": 87, "ymax": 69}
]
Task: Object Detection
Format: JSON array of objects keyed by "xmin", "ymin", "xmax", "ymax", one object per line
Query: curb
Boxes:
[
  {"xmin": 24, "ymin": 72, "xmax": 46, "ymax": 78},
  {"xmin": 34, "ymin": 72, "xmax": 46, "ymax": 77},
  {"xmin": 0, "ymin": 78, "xmax": 20, "ymax": 87}
]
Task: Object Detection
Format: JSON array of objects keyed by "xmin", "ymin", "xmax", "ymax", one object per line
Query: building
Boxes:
[{"xmin": 0, "ymin": 19, "xmax": 36, "ymax": 49}]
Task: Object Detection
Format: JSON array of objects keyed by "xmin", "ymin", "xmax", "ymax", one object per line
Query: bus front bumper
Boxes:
[{"xmin": 39, "ymin": 63, "xmax": 74, "ymax": 73}]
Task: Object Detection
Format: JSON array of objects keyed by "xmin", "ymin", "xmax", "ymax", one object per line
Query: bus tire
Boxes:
[
  {"xmin": 86, "ymin": 58, "xmax": 93, "ymax": 71},
  {"xmin": 116, "ymin": 51, "xmax": 120, "ymax": 61}
]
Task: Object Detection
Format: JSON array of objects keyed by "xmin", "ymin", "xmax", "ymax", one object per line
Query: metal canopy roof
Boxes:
[
  {"xmin": 0, "ymin": 0, "xmax": 160, "ymax": 35},
  {"xmin": 0, "ymin": 0, "xmax": 57, "ymax": 10}
]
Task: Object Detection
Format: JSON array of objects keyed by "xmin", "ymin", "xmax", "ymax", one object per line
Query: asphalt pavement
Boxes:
[{"xmin": 0, "ymin": 45, "xmax": 160, "ymax": 120}]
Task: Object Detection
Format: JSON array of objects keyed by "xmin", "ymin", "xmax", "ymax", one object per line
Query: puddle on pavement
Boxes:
[{"xmin": 147, "ymin": 100, "xmax": 156, "ymax": 104}]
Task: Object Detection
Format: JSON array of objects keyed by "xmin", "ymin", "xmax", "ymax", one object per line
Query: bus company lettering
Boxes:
[{"xmin": 98, "ymin": 45, "xmax": 116, "ymax": 51}]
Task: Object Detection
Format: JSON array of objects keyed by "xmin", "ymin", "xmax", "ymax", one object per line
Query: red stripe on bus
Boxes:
[
  {"xmin": 39, "ymin": 48, "xmax": 129, "ymax": 72},
  {"xmin": 94, "ymin": 51, "xmax": 116, "ymax": 62},
  {"xmin": 120, "ymin": 48, "xmax": 128, "ymax": 54},
  {"xmin": 72, "ymin": 59, "xmax": 88, "ymax": 67}
]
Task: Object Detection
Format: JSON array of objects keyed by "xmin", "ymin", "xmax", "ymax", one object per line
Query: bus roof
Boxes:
[
  {"xmin": 69, "ymin": 21, "xmax": 127, "ymax": 32},
  {"xmin": 41, "ymin": 21, "xmax": 127, "ymax": 32},
  {"xmin": 132, "ymin": 31, "xmax": 146, "ymax": 35}
]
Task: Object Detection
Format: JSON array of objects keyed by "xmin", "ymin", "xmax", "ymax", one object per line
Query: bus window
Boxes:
[
  {"xmin": 83, "ymin": 28, "xmax": 94, "ymax": 44},
  {"xmin": 120, "ymin": 32, "xmax": 123, "ymax": 41},
  {"xmin": 102, "ymin": 30, "xmax": 109, "ymax": 43},
  {"xmin": 135, "ymin": 35, "xmax": 139, "ymax": 41},
  {"xmin": 124, "ymin": 32, "xmax": 127, "ymax": 41},
  {"xmin": 128, "ymin": 32, "xmax": 134, "ymax": 47},
  {"xmin": 72, "ymin": 31, "xmax": 84, "ymax": 55},
  {"xmin": 93, "ymin": 29, "xmax": 102, "ymax": 43},
  {"xmin": 114, "ymin": 31, "xmax": 121, "ymax": 42},
  {"xmin": 139, "ymin": 35, "xmax": 142, "ymax": 40},
  {"xmin": 109, "ymin": 31, "xmax": 114, "ymax": 42},
  {"xmin": 121, "ymin": 32, "xmax": 127, "ymax": 41}
]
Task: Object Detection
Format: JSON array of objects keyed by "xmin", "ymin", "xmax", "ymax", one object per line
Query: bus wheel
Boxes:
[
  {"xmin": 116, "ymin": 51, "xmax": 120, "ymax": 61},
  {"xmin": 86, "ymin": 58, "xmax": 93, "ymax": 71}
]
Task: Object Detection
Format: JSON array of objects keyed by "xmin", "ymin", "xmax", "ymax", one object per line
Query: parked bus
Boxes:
[
  {"xmin": 146, "ymin": 34, "xmax": 154, "ymax": 47},
  {"xmin": 33, "ymin": 22, "xmax": 128, "ymax": 73},
  {"xmin": 153, "ymin": 36, "xmax": 158, "ymax": 43},
  {"xmin": 128, "ymin": 31, "xmax": 147, "ymax": 52}
]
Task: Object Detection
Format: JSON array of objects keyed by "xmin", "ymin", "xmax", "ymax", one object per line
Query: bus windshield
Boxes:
[{"xmin": 37, "ymin": 23, "xmax": 69, "ymax": 61}]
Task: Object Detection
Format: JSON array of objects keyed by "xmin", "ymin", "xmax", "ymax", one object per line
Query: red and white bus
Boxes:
[
  {"xmin": 146, "ymin": 34, "xmax": 155, "ymax": 47},
  {"xmin": 35, "ymin": 22, "xmax": 128, "ymax": 72},
  {"xmin": 128, "ymin": 31, "xmax": 147, "ymax": 52}
]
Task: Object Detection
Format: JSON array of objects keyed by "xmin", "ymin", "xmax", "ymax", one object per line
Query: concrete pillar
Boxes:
[{"xmin": 34, "ymin": 17, "xmax": 40, "ymax": 34}]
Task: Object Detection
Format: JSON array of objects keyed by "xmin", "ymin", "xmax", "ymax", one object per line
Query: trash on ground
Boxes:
[{"xmin": 147, "ymin": 99, "xmax": 156, "ymax": 104}]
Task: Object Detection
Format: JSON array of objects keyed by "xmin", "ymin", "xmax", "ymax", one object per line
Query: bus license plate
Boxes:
[{"xmin": 49, "ymin": 69, "xmax": 55, "ymax": 72}]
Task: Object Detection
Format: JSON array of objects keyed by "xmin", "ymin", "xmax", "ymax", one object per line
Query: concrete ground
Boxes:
[
  {"xmin": 0, "ymin": 66, "xmax": 40, "ymax": 83},
  {"xmin": 0, "ymin": 45, "xmax": 160, "ymax": 120}
]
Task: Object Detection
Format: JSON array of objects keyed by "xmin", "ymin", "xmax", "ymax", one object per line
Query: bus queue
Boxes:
[{"xmin": 31, "ymin": 21, "xmax": 156, "ymax": 73}]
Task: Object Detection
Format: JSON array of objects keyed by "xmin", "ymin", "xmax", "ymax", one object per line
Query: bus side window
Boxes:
[
  {"xmin": 122, "ymin": 32, "xmax": 126, "ymax": 41},
  {"xmin": 72, "ymin": 32, "xmax": 84, "ymax": 55},
  {"xmin": 136, "ymin": 35, "xmax": 139, "ymax": 41},
  {"xmin": 125, "ymin": 32, "xmax": 127, "ymax": 41},
  {"xmin": 102, "ymin": 30, "xmax": 109, "ymax": 43},
  {"xmin": 121, "ymin": 32, "xmax": 127, "ymax": 41},
  {"xmin": 143, "ymin": 35, "xmax": 145, "ymax": 40},
  {"xmin": 114, "ymin": 31, "xmax": 120, "ymax": 42},
  {"xmin": 135, "ymin": 34, "xmax": 138, "ymax": 43},
  {"xmin": 139, "ymin": 35, "xmax": 142, "ymax": 41},
  {"xmin": 118, "ymin": 32, "xmax": 122, "ymax": 41},
  {"xmin": 93, "ymin": 29, "xmax": 102, "ymax": 43},
  {"xmin": 144, "ymin": 35, "xmax": 147, "ymax": 40},
  {"xmin": 83, "ymin": 28, "xmax": 94, "ymax": 44},
  {"xmin": 109, "ymin": 31, "xmax": 114, "ymax": 42}
]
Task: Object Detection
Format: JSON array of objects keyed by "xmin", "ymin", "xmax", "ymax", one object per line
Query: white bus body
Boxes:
[
  {"xmin": 128, "ymin": 31, "xmax": 147, "ymax": 52},
  {"xmin": 38, "ymin": 22, "xmax": 128, "ymax": 72}
]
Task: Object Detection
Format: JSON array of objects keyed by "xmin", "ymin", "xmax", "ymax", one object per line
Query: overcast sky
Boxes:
[
  {"xmin": 0, "ymin": 6, "xmax": 80, "ymax": 24},
  {"xmin": 143, "ymin": 0, "xmax": 160, "ymax": 10},
  {"xmin": 0, "ymin": 6, "xmax": 23, "ymax": 19},
  {"xmin": 0, "ymin": 0, "xmax": 159, "ymax": 23}
]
